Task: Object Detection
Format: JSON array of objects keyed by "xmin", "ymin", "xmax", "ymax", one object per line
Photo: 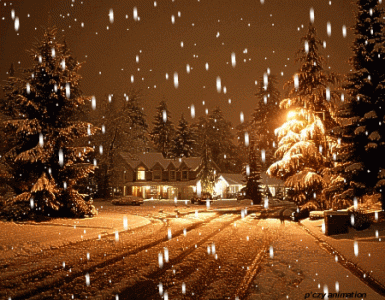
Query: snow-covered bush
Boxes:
[{"xmin": 349, "ymin": 210, "xmax": 371, "ymax": 231}]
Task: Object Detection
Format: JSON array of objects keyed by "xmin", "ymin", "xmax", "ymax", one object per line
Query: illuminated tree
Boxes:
[
  {"xmin": 331, "ymin": 0, "xmax": 385, "ymax": 210},
  {"xmin": 0, "ymin": 27, "xmax": 97, "ymax": 219},
  {"xmin": 268, "ymin": 23, "xmax": 340, "ymax": 208},
  {"xmin": 196, "ymin": 117, "xmax": 217, "ymax": 194}
]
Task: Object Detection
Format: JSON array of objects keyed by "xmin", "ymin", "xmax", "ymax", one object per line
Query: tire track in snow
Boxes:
[
  {"xmin": 96, "ymin": 214, "xmax": 243, "ymax": 300},
  {"xmin": 116, "ymin": 214, "xmax": 266, "ymax": 300},
  {"xmin": 234, "ymin": 243, "xmax": 268, "ymax": 300},
  {"xmin": 6, "ymin": 212, "xmax": 223, "ymax": 300}
]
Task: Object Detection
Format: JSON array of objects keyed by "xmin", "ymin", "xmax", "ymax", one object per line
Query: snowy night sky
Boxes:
[{"xmin": 0, "ymin": 0, "xmax": 363, "ymax": 127}]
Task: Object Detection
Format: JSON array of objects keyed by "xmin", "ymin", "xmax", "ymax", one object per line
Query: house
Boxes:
[
  {"xmin": 260, "ymin": 172, "xmax": 285, "ymax": 197},
  {"xmin": 112, "ymin": 152, "xmax": 220, "ymax": 199},
  {"xmin": 213, "ymin": 172, "xmax": 286, "ymax": 199},
  {"xmin": 111, "ymin": 152, "xmax": 286, "ymax": 200},
  {"xmin": 214, "ymin": 173, "xmax": 245, "ymax": 198}
]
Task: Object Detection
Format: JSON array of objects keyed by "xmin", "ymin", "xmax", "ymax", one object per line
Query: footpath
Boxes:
[{"xmin": 300, "ymin": 218, "xmax": 385, "ymax": 292}]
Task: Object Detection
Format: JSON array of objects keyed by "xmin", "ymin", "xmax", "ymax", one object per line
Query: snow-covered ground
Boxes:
[
  {"xmin": 0, "ymin": 200, "xmax": 384, "ymax": 299},
  {"xmin": 302, "ymin": 218, "xmax": 385, "ymax": 290}
]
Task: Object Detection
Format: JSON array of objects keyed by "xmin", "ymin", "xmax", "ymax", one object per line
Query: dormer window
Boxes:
[
  {"xmin": 137, "ymin": 167, "xmax": 146, "ymax": 180},
  {"xmin": 170, "ymin": 170, "xmax": 176, "ymax": 180},
  {"xmin": 153, "ymin": 168, "xmax": 162, "ymax": 181},
  {"xmin": 182, "ymin": 170, "xmax": 188, "ymax": 180}
]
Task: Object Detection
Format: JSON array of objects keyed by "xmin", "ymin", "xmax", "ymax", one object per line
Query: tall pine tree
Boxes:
[
  {"xmin": 250, "ymin": 73, "xmax": 281, "ymax": 171},
  {"xmin": 268, "ymin": 22, "xmax": 340, "ymax": 207},
  {"xmin": 89, "ymin": 91, "xmax": 148, "ymax": 198},
  {"xmin": 150, "ymin": 99, "xmax": 175, "ymax": 158},
  {"xmin": 170, "ymin": 113, "xmax": 196, "ymax": 158},
  {"xmin": 243, "ymin": 140, "xmax": 263, "ymax": 204},
  {"xmin": 196, "ymin": 117, "xmax": 217, "ymax": 195},
  {"xmin": 331, "ymin": 0, "xmax": 385, "ymax": 210},
  {"xmin": 0, "ymin": 27, "xmax": 97, "ymax": 219},
  {"xmin": 206, "ymin": 107, "xmax": 240, "ymax": 173}
]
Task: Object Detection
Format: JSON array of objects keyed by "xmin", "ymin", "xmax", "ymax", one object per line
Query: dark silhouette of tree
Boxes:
[
  {"xmin": 170, "ymin": 113, "xmax": 196, "ymax": 158},
  {"xmin": 331, "ymin": 0, "xmax": 385, "ymax": 210},
  {"xmin": 150, "ymin": 99, "xmax": 175, "ymax": 158}
]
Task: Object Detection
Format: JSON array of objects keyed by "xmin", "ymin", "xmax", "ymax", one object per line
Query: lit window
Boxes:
[{"xmin": 137, "ymin": 167, "xmax": 145, "ymax": 180}]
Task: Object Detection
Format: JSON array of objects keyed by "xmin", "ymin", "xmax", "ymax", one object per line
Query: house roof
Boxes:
[
  {"xmin": 181, "ymin": 157, "xmax": 201, "ymax": 170},
  {"xmin": 218, "ymin": 172, "xmax": 285, "ymax": 187},
  {"xmin": 261, "ymin": 172, "xmax": 285, "ymax": 186},
  {"xmin": 125, "ymin": 179, "xmax": 199, "ymax": 187},
  {"xmin": 119, "ymin": 152, "xmax": 202, "ymax": 171},
  {"xmin": 219, "ymin": 173, "xmax": 245, "ymax": 186}
]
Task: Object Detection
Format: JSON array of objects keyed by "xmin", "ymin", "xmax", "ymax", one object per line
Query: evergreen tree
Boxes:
[
  {"xmin": 268, "ymin": 23, "xmax": 340, "ymax": 208},
  {"xmin": 235, "ymin": 119, "xmax": 250, "ymax": 167},
  {"xmin": 250, "ymin": 73, "xmax": 281, "ymax": 171},
  {"xmin": 281, "ymin": 23, "xmax": 340, "ymax": 131},
  {"xmin": 196, "ymin": 117, "xmax": 217, "ymax": 194},
  {"xmin": 150, "ymin": 99, "xmax": 175, "ymax": 158},
  {"xmin": 331, "ymin": 0, "xmax": 385, "ymax": 210},
  {"xmin": 170, "ymin": 113, "xmax": 196, "ymax": 158},
  {"xmin": 242, "ymin": 140, "xmax": 263, "ymax": 204},
  {"xmin": 126, "ymin": 92, "xmax": 149, "ymax": 154},
  {"xmin": 206, "ymin": 107, "xmax": 240, "ymax": 173},
  {"xmin": 89, "ymin": 91, "xmax": 149, "ymax": 198},
  {"xmin": 0, "ymin": 27, "xmax": 97, "ymax": 219}
]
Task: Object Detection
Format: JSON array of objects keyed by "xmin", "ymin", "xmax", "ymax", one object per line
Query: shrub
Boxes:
[{"xmin": 350, "ymin": 210, "xmax": 371, "ymax": 231}]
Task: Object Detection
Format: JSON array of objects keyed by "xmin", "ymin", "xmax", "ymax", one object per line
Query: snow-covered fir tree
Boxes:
[
  {"xmin": 250, "ymin": 73, "xmax": 281, "ymax": 171},
  {"xmin": 170, "ymin": 113, "xmax": 196, "ymax": 158},
  {"xmin": 331, "ymin": 0, "xmax": 385, "ymax": 210},
  {"xmin": 150, "ymin": 99, "xmax": 175, "ymax": 158},
  {"xmin": 0, "ymin": 27, "xmax": 97, "ymax": 219},
  {"xmin": 268, "ymin": 22, "xmax": 340, "ymax": 208}
]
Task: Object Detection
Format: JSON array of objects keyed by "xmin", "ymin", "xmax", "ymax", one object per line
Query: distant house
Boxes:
[
  {"xmin": 214, "ymin": 173, "xmax": 245, "ymax": 198},
  {"xmin": 111, "ymin": 152, "xmax": 286, "ymax": 200},
  {"xmin": 214, "ymin": 172, "xmax": 286, "ymax": 199},
  {"xmin": 112, "ymin": 152, "xmax": 220, "ymax": 199},
  {"xmin": 260, "ymin": 172, "xmax": 285, "ymax": 197}
]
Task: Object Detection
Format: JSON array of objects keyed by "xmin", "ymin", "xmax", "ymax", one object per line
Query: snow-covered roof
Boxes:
[
  {"xmin": 119, "ymin": 152, "xmax": 201, "ymax": 171},
  {"xmin": 261, "ymin": 172, "xmax": 285, "ymax": 186},
  {"xmin": 124, "ymin": 179, "xmax": 199, "ymax": 186},
  {"xmin": 218, "ymin": 173, "xmax": 284, "ymax": 187},
  {"xmin": 219, "ymin": 173, "xmax": 245, "ymax": 186}
]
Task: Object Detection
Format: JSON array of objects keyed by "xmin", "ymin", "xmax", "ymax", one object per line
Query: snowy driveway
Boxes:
[{"xmin": 0, "ymin": 201, "xmax": 384, "ymax": 299}]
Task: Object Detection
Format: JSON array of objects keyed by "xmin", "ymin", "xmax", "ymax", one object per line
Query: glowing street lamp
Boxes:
[{"xmin": 287, "ymin": 110, "xmax": 297, "ymax": 120}]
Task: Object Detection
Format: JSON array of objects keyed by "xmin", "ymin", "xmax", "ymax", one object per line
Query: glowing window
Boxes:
[{"xmin": 137, "ymin": 167, "xmax": 146, "ymax": 180}]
